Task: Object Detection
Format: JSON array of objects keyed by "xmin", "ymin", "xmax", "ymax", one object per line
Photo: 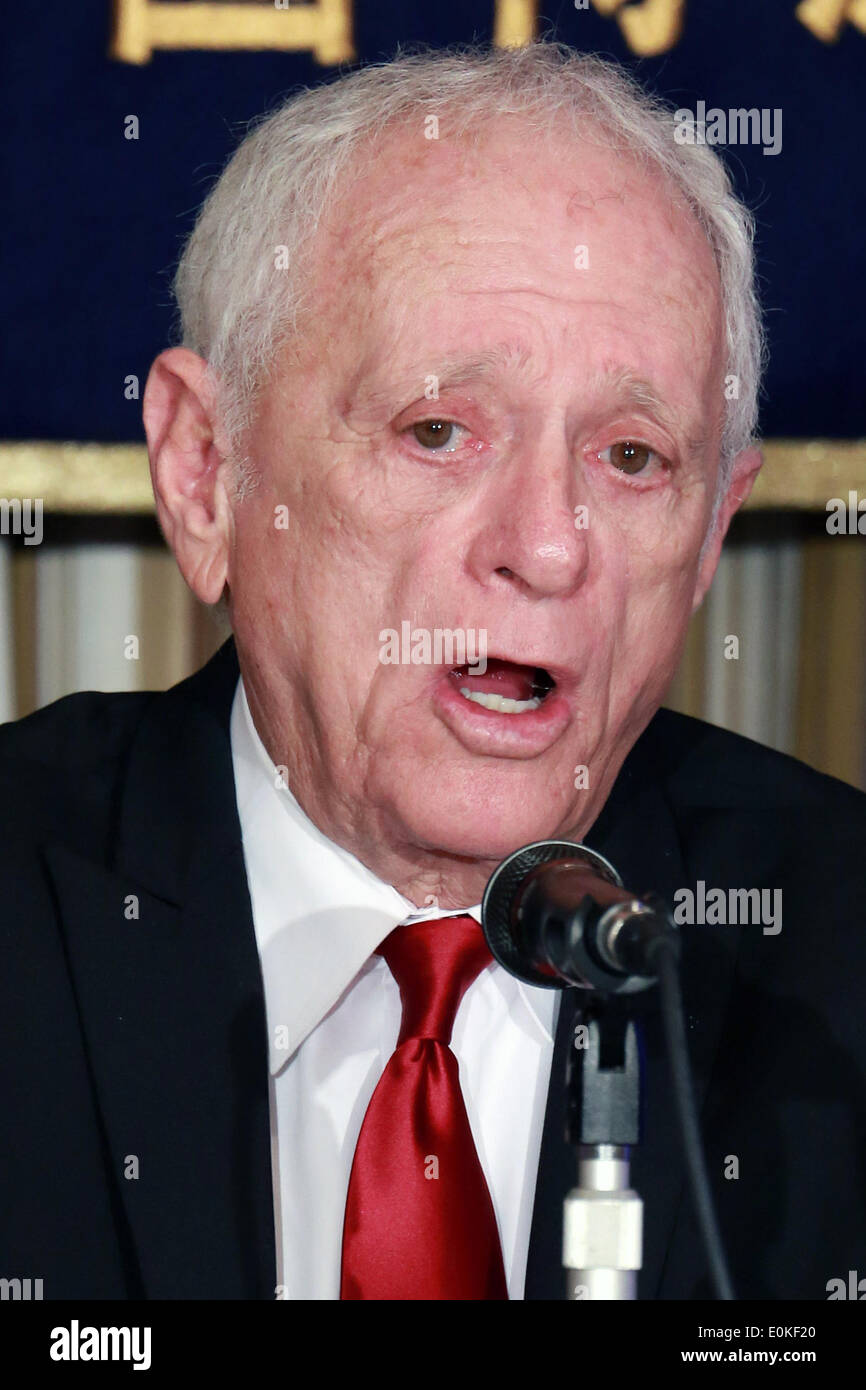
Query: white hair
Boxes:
[{"xmin": 173, "ymin": 40, "xmax": 765, "ymax": 510}]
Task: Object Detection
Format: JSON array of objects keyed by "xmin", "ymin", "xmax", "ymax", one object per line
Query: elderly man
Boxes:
[{"xmin": 2, "ymin": 42, "xmax": 865, "ymax": 1303}]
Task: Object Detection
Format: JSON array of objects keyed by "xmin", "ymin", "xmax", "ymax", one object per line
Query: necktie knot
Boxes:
[{"xmin": 377, "ymin": 915, "xmax": 493, "ymax": 1045}]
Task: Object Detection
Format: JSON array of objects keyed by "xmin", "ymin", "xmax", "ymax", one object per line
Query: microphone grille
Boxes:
[{"xmin": 481, "ymin": 839, "xmax": 621, "ymax": 987}]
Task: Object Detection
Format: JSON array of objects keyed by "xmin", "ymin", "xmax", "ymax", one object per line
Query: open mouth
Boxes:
[{"xmin": 448, "ymin": 658, "xmax": 557, "ymax": 715}]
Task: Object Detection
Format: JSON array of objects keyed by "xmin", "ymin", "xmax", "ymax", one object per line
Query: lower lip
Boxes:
[{"xmin": 432, "ymin": 673, "xmax": 572, "ymax": 757}]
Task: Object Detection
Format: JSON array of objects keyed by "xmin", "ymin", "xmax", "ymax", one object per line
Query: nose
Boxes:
[{"xmin": 465, "ymin": 429, "xmax": 589, "ymax": 600}]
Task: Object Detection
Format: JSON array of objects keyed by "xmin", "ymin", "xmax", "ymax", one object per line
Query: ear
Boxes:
[
  {"xmin": 142, "ymin": 347, "xmax": 234, "ymax": 605},
  {"xmin": 691, "ymin": 445, "xmax": 763, "ymax": 612}
]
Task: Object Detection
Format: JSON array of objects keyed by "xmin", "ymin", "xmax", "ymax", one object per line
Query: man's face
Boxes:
[{"xmin": 227, "ymin": 117, "xmax": 729, "ymax": 899}]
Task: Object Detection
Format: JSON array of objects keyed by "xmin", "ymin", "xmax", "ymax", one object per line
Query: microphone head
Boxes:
[{"xmin": 481, "ymin": 839, "xmax": 622, "ymax": 987}]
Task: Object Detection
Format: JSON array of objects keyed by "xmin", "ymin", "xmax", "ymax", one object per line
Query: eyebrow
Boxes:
[
  {"xmin": 347, "ymin": 345, "xmax": 707, "ymax": 454},
  {"xmin": 590, "ymin": 366, "xmax": 703, "ymax": 449},
  {"xmin": 345, "ymin": 342, "xmax": 534, "ymax": 418}
]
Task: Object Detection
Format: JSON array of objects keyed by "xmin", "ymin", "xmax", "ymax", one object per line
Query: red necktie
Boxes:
[{"xmin": 340, "ymin": 915, "xmax": 509, "ymax": 1300}]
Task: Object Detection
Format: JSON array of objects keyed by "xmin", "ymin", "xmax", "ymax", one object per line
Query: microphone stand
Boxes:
[{"xmin": 564, "ymin": 999, "xmax": 644, "ymax": 1300}]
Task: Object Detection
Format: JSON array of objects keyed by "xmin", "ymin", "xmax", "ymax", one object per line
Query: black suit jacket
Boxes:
[{"xmin": 2, "ymin": 636, "xmax": 865, "ymax": 1300}]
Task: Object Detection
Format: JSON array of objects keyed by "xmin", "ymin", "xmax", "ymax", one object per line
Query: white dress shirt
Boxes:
[{"xmin": 229, "ymin": 676, "xmax": 560, "ymax": 1299}]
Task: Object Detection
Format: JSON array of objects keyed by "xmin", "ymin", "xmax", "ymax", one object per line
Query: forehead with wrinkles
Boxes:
[{"xmin": 274, "ymin": 113, "xmax": 725, "ymax": 452}]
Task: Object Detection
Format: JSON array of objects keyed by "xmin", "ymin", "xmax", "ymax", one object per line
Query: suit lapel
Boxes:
[
  {"xmin": 42, "ymin": 639, "xmax": 276, "ymax": 1298},
  {"xmin": 525, "ymin": 722, "xmax": 742, "ymax": 1299}
]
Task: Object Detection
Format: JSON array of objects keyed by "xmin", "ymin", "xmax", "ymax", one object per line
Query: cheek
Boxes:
[
  {"xmin": 626, "ymin": 559, "xmax": 697, "ymax": 643},
  {"xmin": 598, "ymin": 534, "xmax": 701, "ymax": 686}
]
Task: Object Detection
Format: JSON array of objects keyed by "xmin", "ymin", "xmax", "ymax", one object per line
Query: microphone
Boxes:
[
  {"xmin": 483, "ymin": 839, "xmax": 735, "ymax": 1300},
  {"xmin": 481, "ymin": 839, "xmax": 679, "ymax": 994}
]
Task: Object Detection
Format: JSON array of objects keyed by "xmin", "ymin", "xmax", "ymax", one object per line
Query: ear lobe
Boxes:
[{"xmin": 691, "ymin": 445, "xmax": 763, "ymax": 612}]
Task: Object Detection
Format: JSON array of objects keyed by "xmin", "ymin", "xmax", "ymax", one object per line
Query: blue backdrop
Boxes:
[{"xmin": 3, "ymin": 1, "xmax": 864, "ymax": 444}]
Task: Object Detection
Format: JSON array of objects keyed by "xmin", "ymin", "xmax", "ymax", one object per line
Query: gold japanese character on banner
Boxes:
[
  {"xmin": 111, "ymin": 0, "xmax": 354, "ymax": 65},
  {"xmin": 495, "ymin": 0, "xmax": 685, "ymax": 56},
  {"xmin": 587, "ymin": 0, "xmax": 685, "ymax": 54},
  {"xmin": 795, "ymin": 0, "xmax": 866, "ymax": 42},
  {"xmin": 496, "ymin": 0, "xmax": 865, "ymax": 52}
]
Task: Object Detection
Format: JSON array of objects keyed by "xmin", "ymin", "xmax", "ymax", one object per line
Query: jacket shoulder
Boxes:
[
  {"xmin": 0, "ymin": 688, "xmax": 156, "ymax": 771},
  {"xmin": 0, "ymin": 689, "xmax": 160, "ymax": 854},
  {"xmin": 0, "ymin": 638, "xmax": 239, "ymax": 856},
  {"xmin": 647, "ymin": 706, "xmax": 866, "ymax": 818}
]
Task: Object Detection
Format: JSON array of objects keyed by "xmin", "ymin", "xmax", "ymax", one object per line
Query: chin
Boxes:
[{"xmin": 384, "ymin": 761, "xmax": 580, "ymax": 866}]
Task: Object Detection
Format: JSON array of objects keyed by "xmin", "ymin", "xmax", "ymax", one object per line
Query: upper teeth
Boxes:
[{"xmin": 459, "ymin": 687, "xmax": 542, "ymax": 714}]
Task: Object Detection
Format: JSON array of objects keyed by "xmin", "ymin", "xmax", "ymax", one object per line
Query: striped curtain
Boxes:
[{"xmin": 3, "ymin": 518, "xmax": 865, "ymax": 791}]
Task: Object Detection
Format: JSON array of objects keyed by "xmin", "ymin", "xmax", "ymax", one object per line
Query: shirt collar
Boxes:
[{"xmin": 230, "ymin": 676, "xmax": 556, "ymax": 1073}]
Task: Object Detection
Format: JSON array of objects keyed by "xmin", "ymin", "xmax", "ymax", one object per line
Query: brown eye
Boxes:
[
  {"xmin": 608, "ymin": 440, "xmax": 653, "ymax": 474},
  {"xmin": 412, "ymin": 419, "xmax": 461, "ymax": 451}
]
